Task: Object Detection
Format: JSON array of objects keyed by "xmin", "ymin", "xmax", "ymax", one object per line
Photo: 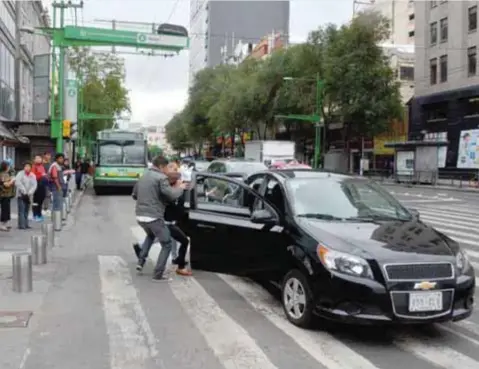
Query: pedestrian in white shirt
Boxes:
[{"xmin": 15, "ymin": 161, "xmax": 37, "ymax": 229}]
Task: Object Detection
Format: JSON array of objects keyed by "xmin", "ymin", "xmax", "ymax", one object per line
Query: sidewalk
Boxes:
[{"xmin": 369, "ymin": 176, "xmax": 479, "ymax": 193}]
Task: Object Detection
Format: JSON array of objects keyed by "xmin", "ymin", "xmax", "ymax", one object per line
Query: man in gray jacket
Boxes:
[{"xmin": 133, "ymin": 155, "xmax": 186, "ymax": 281}]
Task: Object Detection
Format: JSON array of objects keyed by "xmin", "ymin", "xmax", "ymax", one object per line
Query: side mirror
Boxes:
[
  {"xmin": 408, "ymin": 208, "xmax": 420, "ymax": 219},
  {"xmin": 251, "ymin": 209, "xmax": 277, "ymax": 225}
]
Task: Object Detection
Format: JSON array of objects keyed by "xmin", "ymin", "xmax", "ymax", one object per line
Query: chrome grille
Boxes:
[{"xmin": 384, "ymin": 263, "xmax": 454, "ymax": 281}]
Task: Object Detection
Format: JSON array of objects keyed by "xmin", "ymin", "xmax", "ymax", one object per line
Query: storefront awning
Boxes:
[{"xmin": 384, "ymin": 140, "xmax": 448, "ymax": 149}]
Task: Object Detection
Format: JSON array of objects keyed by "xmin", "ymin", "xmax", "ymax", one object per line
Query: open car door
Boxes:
[{"xmin": 183, "ymin": 172, "xmax": 282, "ymax": 276}]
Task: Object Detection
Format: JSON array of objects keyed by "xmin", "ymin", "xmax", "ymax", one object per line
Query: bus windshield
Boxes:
[{"xmin": 98, "ymin": 140, "xmax": 146, "ymax": 166}]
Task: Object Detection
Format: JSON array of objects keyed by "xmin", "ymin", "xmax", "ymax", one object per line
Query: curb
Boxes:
[{"xmin": 379, "ymin": 182, "xmax": 479, "ymax": 193}]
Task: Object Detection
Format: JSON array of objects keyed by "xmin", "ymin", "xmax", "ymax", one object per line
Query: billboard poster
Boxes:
[{"xmin": 457, "ymin": 129, "xmax": 479, "ymax": 168}]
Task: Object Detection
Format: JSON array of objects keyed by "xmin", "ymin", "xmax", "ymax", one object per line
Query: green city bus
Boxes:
[{"xmin": 93, "ymin": 129, "xmax": 148, "ymax": 195}]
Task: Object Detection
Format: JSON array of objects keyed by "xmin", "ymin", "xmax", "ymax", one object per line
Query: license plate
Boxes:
[
  {"xmin": 127, "ymin": 173, "xmax": 137, "ymax": 177},
  {"xmin": 408, "ymin": 292, "xmax": 443, "ymax": 312}
]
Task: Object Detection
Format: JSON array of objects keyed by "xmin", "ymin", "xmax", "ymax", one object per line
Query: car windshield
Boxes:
[
  {"xmin": 285, "ymin": 177, "xmax": 412, "ymax": 221},
  {"xmin": 229, "ymin": 162, "xmax": 267, "ymax": 174},
  {"xmin": 98, "ymin": 140, "xmax": 146, "ymax": 166}
]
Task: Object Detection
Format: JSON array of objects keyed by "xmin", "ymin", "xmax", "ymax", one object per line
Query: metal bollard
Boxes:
[
  {"xmin": 65, "ymin": 196, "xmax": 71, "ymax": 213},
  {"xmin": 12, "ymin": 252, "xmax": 33, "ymax": 293},
  {"xmin": 61, "ymin": 200, "xmax": 68, "ymax": 221},
  {"xmin": 41, "ymin": 223, "xmax": 55, "ymax": 248},
  {"xmin": 52, "ymin": 210, "xmax": 62, "ymax": 231},
  {"xmin": 31, "ymin": 235, "xmax": 47, "ymax": 265}
]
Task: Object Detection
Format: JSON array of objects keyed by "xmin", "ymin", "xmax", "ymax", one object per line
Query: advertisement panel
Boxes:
[{"xmin": 457, "ymin": 129, "xmax": 479, "ymax": 168}]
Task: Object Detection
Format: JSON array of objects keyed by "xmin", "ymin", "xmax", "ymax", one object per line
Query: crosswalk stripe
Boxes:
[
  {"xmin": 420, "ymin": 213, "xmax": 479, "ymax": 228},
  {"xmin": 218, "ymin": 274, "xmax": 381, "ymax": 369},
  {"xmin": 416, "ymin": 209, "xmax": 479, "ymax": 222},
  {"xmin": 394, "ymin": 334, "xmax": 479, "ymax": 369},
  {"xmin": 422, "ymin": 217, "xmax": 478, "ymax": 232},
  {"xmin": 98, "ymin": 255, "xmax": 159, "ymax": 368},
  {"xmin": 427, "ymin": 205, "xmax": 479, "ymax": 215},
  {"xmin": 169, "ymin": 277, "xmax": 279, "ymax": 369},
  {"xmin": 418, "ymin": 206, "xmax": 479, "ymax": 217}
]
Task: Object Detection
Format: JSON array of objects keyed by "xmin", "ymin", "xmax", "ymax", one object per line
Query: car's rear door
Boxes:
[{"xmin": 184, "ymin": 172, "xmax": 281, "ymax": 276}]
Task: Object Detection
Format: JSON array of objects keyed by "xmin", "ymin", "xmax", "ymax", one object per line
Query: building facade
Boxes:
[
  {"xmin": 370, "ymin": 0, "xmax": 416, "ymax": 45},
  {"xmin": 0, "ymin": 1, "xmax": 50, "ymax": 165},
  {"xmin": 189, "ymin": 0, "xmax": 289, "ymax": 84},
  {"xmin": 411, "ymin": 1, "xmax": 479, "ymax": 172}
]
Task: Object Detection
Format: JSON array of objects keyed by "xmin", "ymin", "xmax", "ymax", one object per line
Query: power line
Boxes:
[{"xmin": 166, "ymin": 0, "xmax": 180, "ymax": 24}]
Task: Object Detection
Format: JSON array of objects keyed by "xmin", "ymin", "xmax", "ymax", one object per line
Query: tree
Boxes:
[
  {"xmin": 148, "ymin": 145, "xmax": 163, "ymax": 158},
  {"xmin": 165, "ymin": 112, "xmax": 189, "ymax": 152},
  {"xmin": 322, "ymin": 11, "xmax": 403, "ymax": 140},
  {"xmin": 67, "ymin": 48, "xmax": 130, "ymax": 138}
]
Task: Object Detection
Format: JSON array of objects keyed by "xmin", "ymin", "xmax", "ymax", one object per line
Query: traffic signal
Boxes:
[{"xmin": 62, "ymin": 120, "xmax": 71, "ymax": 138}]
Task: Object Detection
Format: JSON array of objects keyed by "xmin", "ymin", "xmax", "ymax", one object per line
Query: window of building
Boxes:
[
  {"xmin": 399, "ymin": 66, "xmax": 414, "ymax": 81},
  {"xmin": 468, "ymin": 46, "xmax": 477, "ymax": 76},
  {"xmin": 430, "ymin": 1, "xmax": 437, "ymax": 8},
  {"xmin": 430, "ymin": 22, "xmax": 437, "ymax": 45},
  {"xmin": 469, "ymin": 6, "xmax": 477, "ymax": 32},
  {"xmin": 408, "ymin": 30, "xmax": 415, "ymax": 38},
  {"xmin": 0, "ymin": 2, "xmax": 16, "ymax": 39},
  {"xmin": 430, "ymin": 58, "xmax": 437, "ymax": 85},
  {"xmin": 462, "ymin": 97, "xmax": 479, "ymax": 117},
  {"xmin": 424, "ymin": 102, "xmax": 448, "ymax": 121},
  {"xmin": 440, "ymin": 18, "xmax": 448, "ymax": 42},
  {"xmin": 409, "ymin": 13, "xmax": 415, "ymax": 21},
  {"xmin": 440, "ymin": 55, "xmax": 448, "ymax": 82}
]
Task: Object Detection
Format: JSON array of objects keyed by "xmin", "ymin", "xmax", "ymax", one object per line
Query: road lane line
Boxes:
[
  {"xmin": 170, "ymin": 276, "xmax": 279, "ymax": 369},
  {"xmin": 218, "ymin": 274, "xmax": 381, "ymax": 369},
  {"xmin": 98, "ymin": 255, "xmax": 159, "ymax": 369}
]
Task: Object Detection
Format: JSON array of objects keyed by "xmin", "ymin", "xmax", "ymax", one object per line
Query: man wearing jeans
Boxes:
[
  {"xmin": 48, "ymin": 153, "xmax": 65, "ymax": 212},
  {"xmin": 132, "ymin": 156, "xmax": 186, "ymax": 281}
]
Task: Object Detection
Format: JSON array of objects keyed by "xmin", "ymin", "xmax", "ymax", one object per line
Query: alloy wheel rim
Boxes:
[{"xmin": 283, "ymin": 277, "xmax": 306, "ymax": 319}]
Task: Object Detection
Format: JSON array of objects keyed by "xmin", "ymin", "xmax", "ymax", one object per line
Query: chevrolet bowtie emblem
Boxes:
[{"xmin": 413, "ymin": 281, "xmax": 437, "ymax": 290}]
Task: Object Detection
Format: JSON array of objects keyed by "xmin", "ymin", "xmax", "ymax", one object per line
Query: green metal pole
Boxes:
[
  {"xmin": 56, "ymin": 0, "xmax": 65, "ymax": 153},
  {"xmin": 314, "ymin": 72, "xmax": 323, "ymax": 169},
  {"xmin": 50, "ymin": 5, "xmax": 57, "ymax": 142}
]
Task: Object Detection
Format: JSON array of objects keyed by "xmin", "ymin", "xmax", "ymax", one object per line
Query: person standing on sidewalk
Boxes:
[
  {"xmin": 15, "ymin": 161, "xmax": 37, "ymax": 229},
  {"xmin": 32, "ymin": 155, "xmax": 47, "ymax": 222},
  {"xmin": 0, "ymin": 160, "xmax": 15, "ymax": 231},
  {"xmin": 132, "ymin": 155, "xmax": 186, "ymax": 281},
  {"xmin": 48, "ymin": 153, "xmax": 65, "ymax": 213},
  {"xmin": 42, "ymin": 152, "xmax": 52, "ymax": 215}
]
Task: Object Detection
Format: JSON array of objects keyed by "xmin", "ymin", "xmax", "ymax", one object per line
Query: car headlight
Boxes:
[
  {"xmin": 317, "ymin": 244, "xmax": 374, "ymax": 279},
  {"xmin": 456, "ymin": 250, "xmax": 471, "ymax": 274}
]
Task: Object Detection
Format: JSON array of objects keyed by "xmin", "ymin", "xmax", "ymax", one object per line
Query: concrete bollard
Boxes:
[
  {"xmin": 65, "ymin": 196, "xmax": 71, "ymax": 213},
  {"xmin": 52, "ymin": 210, "xmax": 62, "ymax": 231},
  {"xmin": 31, "ymin": 235, "xmax": 47, "ymax": 265},
  {"xmin": 61, "ymin": 200, "xmax": 68, "ymax": 221},
  {"xmin": 41, "ymin": 223, "xmax": 55, "ymax": 248},
  {"xmin": 12, "ymin": 252, "xmax": 33, "ymax": 293}
]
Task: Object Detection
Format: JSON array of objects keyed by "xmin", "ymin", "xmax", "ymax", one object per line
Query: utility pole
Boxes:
[{"xmin": 51, "ymin": 0, "xmax": 83, "ymax": 153}]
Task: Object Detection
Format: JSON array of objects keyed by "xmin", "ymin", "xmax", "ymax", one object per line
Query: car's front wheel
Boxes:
[{"xmin": 281, "ymin": 269, "xmax": 314, "ymax": 328}]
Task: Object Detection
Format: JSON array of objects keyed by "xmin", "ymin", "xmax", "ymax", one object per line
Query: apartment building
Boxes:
[
  {"xmin": 370, "ymin": 0, "xmax": 416, "ymax": 45},
  {"xmin": 189, "ymin": 0, "xmax": 289, "ymax": 85},
  {"xmin": 410, "ymin": 1, "xmax": 479, "ymax": 170},
  {"xmin": 0, "ymin": 1, "xmax": 50, "ymax": 164}
]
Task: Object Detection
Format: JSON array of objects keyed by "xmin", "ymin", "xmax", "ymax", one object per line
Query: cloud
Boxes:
[{"xmin": 129, "ymin": 88, "xmax": 188, "ymax": 126}]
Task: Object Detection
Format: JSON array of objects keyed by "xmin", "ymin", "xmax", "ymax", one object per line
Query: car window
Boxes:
[
  {"xmin": 196, "ymin": 174, "xmax": 266, "ymax": 212},
  {"xmin": 228, "ymin": 162, "xmax": 267, "ymax": 175},
  {"xmin": 285, "ymin": 178, "xmax": 412, "ymax": 221}
]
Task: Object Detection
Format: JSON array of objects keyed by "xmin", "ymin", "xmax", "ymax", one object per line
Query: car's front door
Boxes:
[{"xmin": 185, "ymin": 172, "xmax": 281, "ymax": 276}]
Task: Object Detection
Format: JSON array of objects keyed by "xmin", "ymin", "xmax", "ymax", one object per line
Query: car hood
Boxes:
[{"xmin": 297, "ymin": 218, "xmax": 459, "ymax": 263}]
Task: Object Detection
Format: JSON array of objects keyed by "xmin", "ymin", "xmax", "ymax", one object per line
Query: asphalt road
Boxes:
[{"xmin": 2, "ymin": 188, "xmax": 479, "ymax": 369}]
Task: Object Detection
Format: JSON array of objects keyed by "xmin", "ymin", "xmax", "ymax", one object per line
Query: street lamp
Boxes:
[{"xmin": 282, "ymin": 73, "xmax": 324, "ymax": 169}]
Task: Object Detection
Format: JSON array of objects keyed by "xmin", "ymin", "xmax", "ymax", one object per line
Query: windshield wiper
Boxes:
[
  {"xmin": 297, "ymin": 213, "xmax": 345, "ymax": 221},
  {"xmin": 346, "ymin": 214, "xmax": 411, "ymax": 222}
]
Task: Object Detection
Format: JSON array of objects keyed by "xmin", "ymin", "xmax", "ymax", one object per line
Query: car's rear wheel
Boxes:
[{"xmin": 281, "ymin": 269, "xmax": 314, "ymax": 328}]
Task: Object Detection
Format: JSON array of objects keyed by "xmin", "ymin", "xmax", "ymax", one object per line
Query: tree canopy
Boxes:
[
  {"xmin": 166, "ymin": 11, "xmax": 404, "ymax": 154},
  {"xmin": 68, "ymin": 47, "xmax": 130, "ymax": 139}
]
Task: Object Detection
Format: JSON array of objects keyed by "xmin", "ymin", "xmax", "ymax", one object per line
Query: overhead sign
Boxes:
[
  {"xmin": 64, "ymin": 79, "xmax": 77, "ymax": 123},
  {"xmin": 63, "ymin": 26, "xmax": 189, "ymax": 50}
]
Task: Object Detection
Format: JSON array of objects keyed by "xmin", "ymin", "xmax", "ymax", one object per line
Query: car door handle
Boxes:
[{"xmin": 197, "ymin": 223, "xmax": 216, "ymax": 229}]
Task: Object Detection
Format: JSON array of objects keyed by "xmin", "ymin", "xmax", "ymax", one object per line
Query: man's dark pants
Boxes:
[{"xmin": 138, "ymin": 219, "xmax": 174, "ymax": 278}]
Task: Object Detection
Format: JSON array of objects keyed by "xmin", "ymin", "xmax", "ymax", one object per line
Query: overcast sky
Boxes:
[{"xmin": 42, "ymin": 0, "xmax": 357, "ymax": 126}]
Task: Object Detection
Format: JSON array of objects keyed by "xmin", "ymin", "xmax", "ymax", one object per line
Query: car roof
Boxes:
[{"xmin": 248, "ymin": 168, "xmax": 370, "ymax": 183}]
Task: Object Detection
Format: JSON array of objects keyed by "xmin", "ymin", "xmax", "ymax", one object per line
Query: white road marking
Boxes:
[
  {"xmin": 394, "ymin": 334, "xmax": 479, "ymax": 369},
  {"xmin": 170, "ymin": 276, "xmax": 279, "ymax": 369},
  {"xmin": 401, "ymin": 199, "xmax": 458, "ymax": 203},
  {"xmin": 98, "ymin": 255, "xmax": 159, "ymax": 369},
  {"xmin": 218, "ymin": 274, "xmax": 382, "ymax": 369}
]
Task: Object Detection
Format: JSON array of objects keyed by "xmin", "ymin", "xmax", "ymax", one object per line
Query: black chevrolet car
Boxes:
[{"xmin": 181, "ymin": 169, "xmax": 475, "ymax": 328}]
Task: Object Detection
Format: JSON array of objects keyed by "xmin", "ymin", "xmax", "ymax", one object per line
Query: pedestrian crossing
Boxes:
[{"xmin": 106, "ymin": 203, "xmax": 479, "ymax": 369}]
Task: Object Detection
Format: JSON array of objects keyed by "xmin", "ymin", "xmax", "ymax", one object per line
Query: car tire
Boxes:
[{"xmin": 281, "ymin": 269, "xmax": 314, "ymax": 328}]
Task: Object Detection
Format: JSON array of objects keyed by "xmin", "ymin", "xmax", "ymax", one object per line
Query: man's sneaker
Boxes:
[
  {"xmin": 133, "ymin": 243, "xmax": 141, "ymax": 258},
  {"xmin": 152, "ymin": 274, "xmax": 172, "ymax": 282},
  {"xmin": 136, "ymin": 260, "xmax": 145, "ymax": 273}
]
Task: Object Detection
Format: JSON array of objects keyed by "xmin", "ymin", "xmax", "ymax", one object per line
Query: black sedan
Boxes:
[{"xmin": 181, "ymin": 169, "xmax": 475, "ymax": 328}]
